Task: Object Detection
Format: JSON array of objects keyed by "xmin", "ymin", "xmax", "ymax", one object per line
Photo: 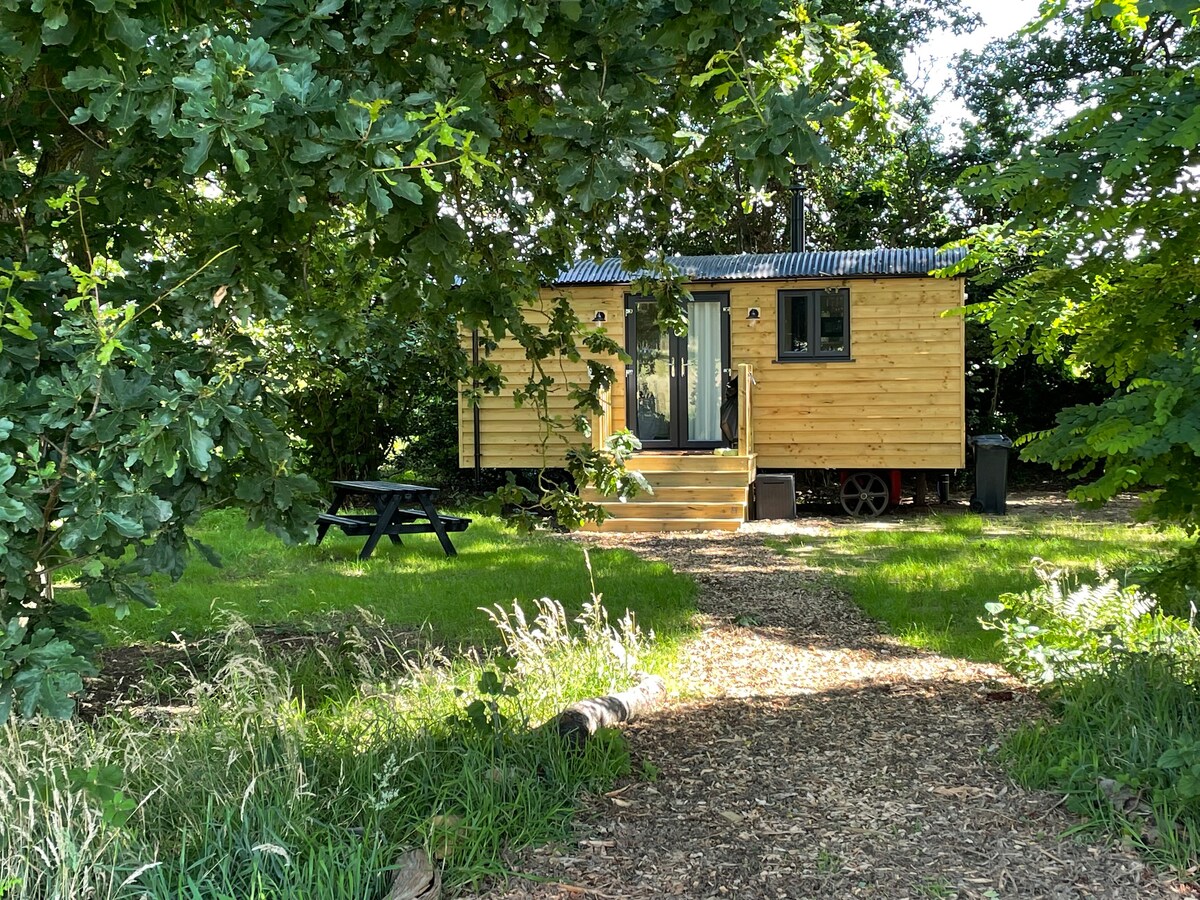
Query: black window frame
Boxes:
[{"xmin": 776, "ymin": 287, "xmax": 851, "ymax": 362}]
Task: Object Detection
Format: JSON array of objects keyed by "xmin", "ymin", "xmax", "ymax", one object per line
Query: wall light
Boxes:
[
  {"xmin": 592, "ymin": 310, "xmax": 607, "ymax": 323},
  {"xmin": 746, "ymin": 307, "xmax": 761, "ymax": 320}
]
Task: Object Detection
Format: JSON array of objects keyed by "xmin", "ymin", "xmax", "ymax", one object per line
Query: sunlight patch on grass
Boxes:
[
  {"xmin": 65, "ymin": 510, "xmax": 697, "ymax": 648},
  {"xmin": 774, "ymin": 508, "xmax": 1188, "ymax": 662}
]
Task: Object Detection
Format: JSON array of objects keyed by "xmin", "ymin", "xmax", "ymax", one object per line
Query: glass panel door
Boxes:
[
  {"xmin": 630, "ymin": 300, "xmax": 673, "ymax": 446},
  {"xmin": 627, "ymin": 293, "xmax": 729, "ymax": 449}
]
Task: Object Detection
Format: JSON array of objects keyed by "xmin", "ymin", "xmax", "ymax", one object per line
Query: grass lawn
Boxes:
[
  {"xmin": 773, "ymin": 504, "xmax": 1189, "ymax": 661},
  {"xmin": 15, "ymin": 509, "xmax": 672, "ymax": 897},
  {"xmin": 71, "ymin": 509, "xmax": 696, "ymax": 647}
]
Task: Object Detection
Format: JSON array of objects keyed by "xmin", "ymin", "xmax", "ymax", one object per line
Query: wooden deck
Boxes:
[{"xmin": 579, "ymin": 452, "xmax": 756, "ymax": 533}]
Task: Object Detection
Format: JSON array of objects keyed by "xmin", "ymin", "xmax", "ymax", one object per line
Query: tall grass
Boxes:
[
  {"xmin": 1002, "ymin": 656, "xmax": 1200, "ymax": 873},
  {"xmin": 0, "ymin": 595, "xmax": 649, "ymax": 898},
  {"xmin": 986, "ymin": 565, "xmax": 1200, "ymax": 876}
]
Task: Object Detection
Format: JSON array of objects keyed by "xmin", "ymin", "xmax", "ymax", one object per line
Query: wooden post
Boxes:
[
  {"xmin": 591, "ymin": 386, "xmax": 612, "ymax": 452},
  {"xmin": 604, "ymin": 387, "xmax": 612, "ymax": 445},
  {"xmin": 914, "ymin": 471, "xmax": 929, "ymax": 507},
  {"xmin": 737, "ymin": 363, "xmax": 754, "ymax": 457}
]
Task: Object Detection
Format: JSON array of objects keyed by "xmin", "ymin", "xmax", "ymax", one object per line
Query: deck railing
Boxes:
[
  {"xmin": 591, "ymin": 385, "xmax": 613, "ymax": 452},
  {"xmin": 737, "ymin": 363, "xmax": 754, "ymax": 457}
]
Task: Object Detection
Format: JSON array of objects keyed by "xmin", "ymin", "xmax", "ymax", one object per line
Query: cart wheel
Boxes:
[{"xmin": 840, "ymin": 472, "xmax": 890, "ymax": 517}]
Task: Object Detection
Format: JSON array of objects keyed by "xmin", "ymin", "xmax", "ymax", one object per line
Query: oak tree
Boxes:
[{"xmin": 0, "ymin": 0, "xmax": 893, "ymax": 717}]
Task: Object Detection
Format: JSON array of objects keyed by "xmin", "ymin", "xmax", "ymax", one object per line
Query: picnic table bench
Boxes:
[{"xmin": 315, "ymin": 480, "xmax": 470, "ymax": 560}]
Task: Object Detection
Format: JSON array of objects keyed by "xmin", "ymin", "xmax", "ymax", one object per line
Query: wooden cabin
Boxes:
[{"xmin": 459, "ymin": 248, "xmax": 967, "ymax": 532}]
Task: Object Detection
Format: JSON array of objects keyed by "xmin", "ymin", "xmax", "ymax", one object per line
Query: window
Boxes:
[{"xmin": 777, "ymin": 288, "xmax": 850, "ymax": 361}]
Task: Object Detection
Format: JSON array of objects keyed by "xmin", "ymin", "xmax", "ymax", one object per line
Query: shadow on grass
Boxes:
[
  {"xmin": 77, "ymin": 513, "xmax": 700, "ymax": 717},
  {"xmin": 64, "ymin": 511, "xmax": 696, "ymax": 655}
]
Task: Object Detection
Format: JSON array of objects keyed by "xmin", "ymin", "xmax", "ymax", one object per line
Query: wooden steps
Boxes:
[{"xmin": 580, "ymin": 453, "xmax": 755, "ymax": 533}]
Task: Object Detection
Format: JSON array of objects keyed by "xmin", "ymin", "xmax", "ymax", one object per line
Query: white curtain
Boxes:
[{"xmin": 687, "ymin": 301, "xmax": 721, "ymax": 441}]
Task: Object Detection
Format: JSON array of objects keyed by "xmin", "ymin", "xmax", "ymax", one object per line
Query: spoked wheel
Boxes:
[{"xmin": 840, "ymin": 472, "xmax": 890, "ymax": 517}]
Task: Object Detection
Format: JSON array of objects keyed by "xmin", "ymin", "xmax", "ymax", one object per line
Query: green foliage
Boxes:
[
  {"xmin": 0, "ymin": 619, "xmax": 96, "ymax": 722},
  {"xmin": 1157, "ymin": 737, "xmax": 1200, "ymax": 801},
  {"xmin": 39, "ymin": 764, "xmax": 139, "ymax": 830},
  {"xmin": 667, "ymin": 2, "xmax": 978, "ymax": 255},
  {"xmin": 452, "ymin": 661, "xmax": 521, "ymax": 738},
  {"xmin": 0, "ymin": 211, "xmax": 317, "ymax": 720},
  {"xmin": 963, "ymin": 319, "xmax": 1110, "ymax": 448},
  {"xmin": 773, "ymin": 510, "xmax": 1185, "ymax": 661},
  {"xmin": 1000, "ymin": 644, "xmax": 1200, "ymax": 873},
  {"xmin": 561, "ymin": 432, "xmax": 651, "ymax": 529},
  {"xmin": 250, "ymin": 216, "xmax": 462, "ymax": 486},
  {"xmin": 1136, "ymin": 547, "xmax": 1200, "ymax": 620},
  {"xmin": 985, "ymin": 554, "xmax": 1200, "ymax": 873},
  {"xmin": 279, "ymin": 304, "xmax": 460, "ymax": 485},
  {"xmin": 953, "ymin": 0, "xmax": 1139, "ymax": 165},
  {"xmin": 823, "ymin": 0, "xmax": 979, "ymax": 75},
  {"xmin": 953, "ymin": 0, "xmax": 1200, "ymax": 529},
  {"xmin": 1020, "ymin": 341, "xmax": 1200, "ymax": 531},
  {"xmin": 980, "ymin": 562, "xmax": 1197, "ymax": 684},
  {"xmin": 0, "ymin": 601, "xmax": 652, "ymax": 896},
  {"xmin": 1, "ymin": 0, "xmax": 896, "ymax": 717},
  {"xmin": 484, "ymin": 432, "xmax": 651, "ymax": 532}
]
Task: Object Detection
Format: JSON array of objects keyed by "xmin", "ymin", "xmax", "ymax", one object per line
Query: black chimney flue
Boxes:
[{"xmin": 788, "ymin": 168, "xmax": 806, "ymax": 253}]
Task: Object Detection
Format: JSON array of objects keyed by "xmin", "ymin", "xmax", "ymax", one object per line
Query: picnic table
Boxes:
[{"xmin": 315, "ymin": 480, "xmax": 470, "ymax": 561}]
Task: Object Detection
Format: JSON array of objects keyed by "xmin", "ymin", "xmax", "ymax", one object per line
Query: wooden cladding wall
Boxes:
[
  {"xmin": 727, "ymin": 276, "xmax": 965, "ymax": 470},
  {"xmin": 458, "ymin": 286, "xmax": 627, "ymax": 469},
  {"xmin": 459, "ymin": 276, "xmax": 965, "ymax": 471}
]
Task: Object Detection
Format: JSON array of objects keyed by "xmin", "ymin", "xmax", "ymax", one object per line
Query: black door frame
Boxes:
[{"xmin": 624, "ymin": 291, "xmax": 731, "ymax": 450}]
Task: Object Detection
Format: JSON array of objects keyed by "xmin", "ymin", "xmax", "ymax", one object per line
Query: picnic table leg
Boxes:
[
  {"xmin": 360, "ymin": 494, "xmax": 404, "ymax": 561},
  {"xmin": 417, "ymin": 494, "xmax": 457, "ymax": 557},
  {"xmin": 316, "ymin": 489, "xmax": 347, "ymax": 545},
  {"xmin": 372, "ymin": 495, "xmax": 403, "ymax": 546}
]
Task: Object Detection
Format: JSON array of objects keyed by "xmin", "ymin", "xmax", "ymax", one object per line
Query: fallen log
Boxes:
[
  {"xmin": 378, "ymin": 676, "xmax": 665, "ymax": 895},
  {"xmin": 546, "ymin": 672, "xmax": 666, "ymax": 747}
]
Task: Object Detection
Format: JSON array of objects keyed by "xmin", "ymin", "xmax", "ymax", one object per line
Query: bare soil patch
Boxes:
[
  {"xmin": 79, "ymin": 622, "xmax": 427, "ymax": 719},
  {"xmin": 463, "ymin": 495, "xmax": 1187, "ymax": 900}
]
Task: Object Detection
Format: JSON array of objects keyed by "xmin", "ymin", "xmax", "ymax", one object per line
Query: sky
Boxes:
[{"xmin": 904, "ymin": 0, "xmax": 1044, "ymax": 135}]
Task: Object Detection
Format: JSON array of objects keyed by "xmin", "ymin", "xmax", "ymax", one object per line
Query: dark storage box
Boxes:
[{"xmin": 754, "ymin": 474, "xmax": 796, "ymax": 520}]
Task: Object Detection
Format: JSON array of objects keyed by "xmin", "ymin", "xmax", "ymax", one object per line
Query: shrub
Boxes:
[
  {"xmin": 981, "ymin": 560, "xmax": 1200, "ymax": 685},
  {"xmin": 984, "ymin": 562, "xmax": 1200, "ymax": 873}
]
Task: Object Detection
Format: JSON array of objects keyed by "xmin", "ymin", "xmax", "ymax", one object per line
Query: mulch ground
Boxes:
[{"xmin": 462, "ymin": 496, "xmax": 1188, "ymax": 900}]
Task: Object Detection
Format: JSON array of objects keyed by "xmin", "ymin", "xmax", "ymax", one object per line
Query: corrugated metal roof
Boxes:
[{"xmin": 553, "ymin": 248, "xmax": 967, "ymax": 285}]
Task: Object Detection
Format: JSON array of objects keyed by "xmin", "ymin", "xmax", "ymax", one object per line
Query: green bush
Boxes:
[
  {"xmin": 985, "ymin": 564, "xmax": 1200, "ymax": 873},
  {"xmin": 1135, "ymin": 547, "xmax": 1200, "ymax": 622},
  {"xmin": 278, "ymin": 309, "xmax": 461, "ymax": 487},
  {"xmin": 981, "ymin": 561, "xmax": 1200, "ymax": 684}
]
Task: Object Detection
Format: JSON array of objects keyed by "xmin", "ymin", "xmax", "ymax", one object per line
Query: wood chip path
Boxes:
[{"xmin": 463, "ymin": 512, "xmax": 1188, "ymax": 900}]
